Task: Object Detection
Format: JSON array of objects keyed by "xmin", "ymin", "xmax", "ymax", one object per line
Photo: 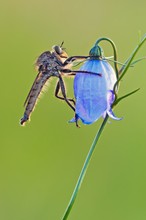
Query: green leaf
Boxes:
[
  {"xmin": 131, "ymin": 57, "xmax": 146, "ymax": 65},
  {"xmin": 114, "ymin": 88, "xmax": 140, "ymax": 106}
]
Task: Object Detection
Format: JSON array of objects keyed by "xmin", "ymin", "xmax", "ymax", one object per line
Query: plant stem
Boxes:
[
  {"xmin": 61, "ymin": 34, "xmax": 146, "ymax": 220},
  {"xmin": 114, "ymin": 34, "xmax": 146, "ymax": 91},
  {"xmin": 95, "ymin": 37, "xmax": 119, "ymax": 80},
  {"xmin": 61, "ymin": 115, "xmax": 109, "ymax": 220}
]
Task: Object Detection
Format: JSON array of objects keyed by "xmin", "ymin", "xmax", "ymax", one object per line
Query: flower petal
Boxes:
[
  {"xmin": 107, "ymin": 108, "xmax": 122, "ymax": 120},
  {"xmin": 68, "ymin": 117, "xmax": 76, "ymax": 123},
  {"xmin": 70, "ymin": 59, "xmax": 121, "ymax": 125},
  {"xmin": 106, "ymin": 90, "xmax": 122, "ymax": 120}
]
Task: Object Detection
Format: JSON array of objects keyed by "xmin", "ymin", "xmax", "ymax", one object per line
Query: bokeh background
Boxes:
[{"xmin": 0, "ymin": 0, "xmax": 146, "ymax": 219}]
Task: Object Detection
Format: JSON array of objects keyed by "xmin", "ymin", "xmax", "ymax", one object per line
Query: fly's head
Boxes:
[
  {"xmin": 52, "ymin": 45, "xmax": 68, "ymax": 63},
  {"xmin": 35, "ymin": 44, "xmax": 68, "ymax": 73}
]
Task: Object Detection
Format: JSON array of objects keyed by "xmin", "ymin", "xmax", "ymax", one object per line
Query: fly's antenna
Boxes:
[
  {"xmin": 60, "ymin": 41, "xmax": 64, "ymax": 48},
  {"xmin": 60, "ymin": 41, "xmax": 66, "ymax": 51}
]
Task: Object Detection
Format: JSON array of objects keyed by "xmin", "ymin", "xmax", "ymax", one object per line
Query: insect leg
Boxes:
[
  {"xmin": 69, "ymin": 114, "xmax": 80, "ymax": 128},
  {"xmin": 63, "ymin": 56, "xmax": 90, "ymax": 66},
  {"xmin": 55, "ymin": 80, "xmax": 75, "ymax": 106},
  {"xmin": 75, "ymin": 114, "xmax": 80, "ymax": 128},
  {"xmin": 62, "ymin": 69, "xmax": 102, "ymax": 76},
  {"xmin": 58, "ymin": 76, "xmax": 75, "ymax": 112},
  {"xmin": 63, "ymin": 55, "xmax": 100, "ymax": 66}
]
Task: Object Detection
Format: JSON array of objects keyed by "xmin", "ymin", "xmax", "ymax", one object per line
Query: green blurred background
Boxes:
[{"xmin": 0, "ymin": 0, "xmax": 146, "ymax": 219}]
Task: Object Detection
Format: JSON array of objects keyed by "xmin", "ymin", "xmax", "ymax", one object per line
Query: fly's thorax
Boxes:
[
  {"xmin": 35, "ymin": 49, "xmax": 63, "ymax": 72},
  {"xmin": 35, "ymin": 51, "xmax": 51, "ymax": 68}
]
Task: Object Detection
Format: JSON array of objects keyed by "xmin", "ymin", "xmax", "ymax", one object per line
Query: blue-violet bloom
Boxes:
[{"xmin": 70, "ymin": 59, "xmax": 122, "ymax": 125}]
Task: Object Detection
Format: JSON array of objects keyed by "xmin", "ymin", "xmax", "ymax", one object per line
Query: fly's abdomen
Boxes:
[{"xmin": 20, "ymin": 72, "xmax": 50, "ymax": 125}]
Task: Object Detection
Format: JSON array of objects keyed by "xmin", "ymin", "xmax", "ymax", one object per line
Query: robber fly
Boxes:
[{"xmin": 20, "ymin": 43, "xmax": 97, "ymax": 126}]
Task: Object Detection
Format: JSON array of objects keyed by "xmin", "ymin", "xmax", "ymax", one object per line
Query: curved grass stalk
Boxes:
[
  {"xmin": 95, "ymin": 37, "xmax": 119, "ymax": 80},
  {"xmin": 61, "ymin": 115, "xmax": 109, "ymax": 220},
  {"xmin": 114, "ymin": 34, "xmax": 146, "ymax": 92}
]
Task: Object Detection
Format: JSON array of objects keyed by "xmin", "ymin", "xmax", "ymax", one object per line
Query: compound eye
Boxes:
[{"xmin": 53, "ymin": 45, "xmax": 63, "ymax": 55}]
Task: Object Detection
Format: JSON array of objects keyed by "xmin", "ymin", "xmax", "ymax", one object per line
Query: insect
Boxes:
[
  {"xmin": 20, "ymin": 43, "xmax": 99, "ymax": 126},
  {"xmin": 69, "ymin": 45, "xmax": 122, "ymax": 127}
]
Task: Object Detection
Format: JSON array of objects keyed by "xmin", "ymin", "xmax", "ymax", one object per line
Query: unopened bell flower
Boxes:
[{"xmin": 70, "ymin": 45, "xmax": 122, "ymax": 125}]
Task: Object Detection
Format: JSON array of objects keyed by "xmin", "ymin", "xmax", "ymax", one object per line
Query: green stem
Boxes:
[
  {"xmin": 113, "ymin": 88, "xmax": 140, "ymax": 106},
  {"xmin": 61, "ymin": 115, "xmax": 109, "ymax": 220},
  {"xmin": 61, "ymin": 34, "xmax": 146, "ymax": 220},
  {"xmin": 95, "ymin": 37, "xmax": 119, "ymax": 80},
  {"xmin": 114, "ymin": 34, "xmax": 146, "ymax": 92}
]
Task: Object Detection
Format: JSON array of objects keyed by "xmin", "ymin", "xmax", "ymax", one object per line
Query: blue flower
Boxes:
[{"xmin": 70, "ymin": 58, "xmax": 122, "ymax": 125}]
